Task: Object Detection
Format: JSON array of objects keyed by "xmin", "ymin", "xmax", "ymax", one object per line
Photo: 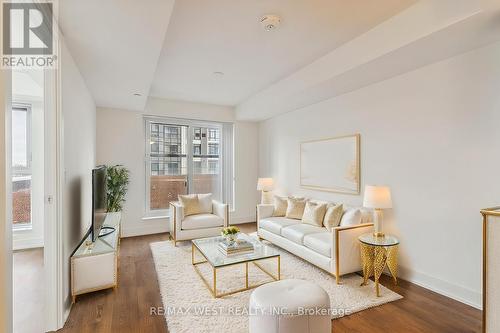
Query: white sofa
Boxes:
[
  {"xmin": 170, "ymin": 200, "xmax": 229, "ymax": 246},
  {"xmin": 257, "ymin": 202, "xmax": 373, "ymax": 284}
]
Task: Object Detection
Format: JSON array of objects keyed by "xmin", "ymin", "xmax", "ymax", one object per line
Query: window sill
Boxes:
[{"xmin": 142, "ymin": 215, "xmax": 169, "ymax": 221}]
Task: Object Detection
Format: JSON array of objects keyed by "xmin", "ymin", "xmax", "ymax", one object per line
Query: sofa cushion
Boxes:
[
  {"xmin": 181, "ymin": 213, "xmax": 223, "ymax": 230},
  {"xmin": 303, "ymin": 232, "xmax": 332, "ymax": 258},
  {"xmin": 340, "ymin": 209, "xmax": 362, "ymax": 226},
  {"xmin": 260, "ymin": 217, "xmax": 300, "ymax": 235},
  {"xmin": 286, "ymin": 197, "xmax": 308, "ymax": 220},
  {"xmin": 273, "ymin": 196, "xmax": 288, "ymax": 217},
  {"xmin": 302, "ymin": 201, "xmax": 327, "ymax": 227},
  {"xmin": 323, "ymin": 204, "xmax": 343, "ymax": 231},
  {"xmin": 281, "ymin": 224, "xmax": 326, "ymax": 245}
]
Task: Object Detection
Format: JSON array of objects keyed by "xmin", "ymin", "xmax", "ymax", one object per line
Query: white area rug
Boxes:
[{"xmin": 150, "ymin": 237, "xmax": 402, "ymax": 333}]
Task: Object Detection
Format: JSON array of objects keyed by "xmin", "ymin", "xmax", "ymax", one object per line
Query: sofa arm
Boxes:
[
  {"xmin": 332, "ymin": 223, "xmax": 374, "ymax": 283},
  {"xmin": 256, "ymin": 204, "xmax": 274, "ymax": 229},
  {"xmin": 169, "ymin": 202, "xmax": 184, "ymax": 240},
  {"xmin": 212, "ymin": 200, "xmax": 229, "ymax": 227}
]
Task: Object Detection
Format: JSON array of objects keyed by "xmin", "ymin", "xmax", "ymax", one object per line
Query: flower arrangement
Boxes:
[
  {"xmin": 221, "ymin": 226, "xmax": 240, "ymax": 236},
  {"xmin": 221, "ymin": 226, "xmax": 240, "ymax": 245}
]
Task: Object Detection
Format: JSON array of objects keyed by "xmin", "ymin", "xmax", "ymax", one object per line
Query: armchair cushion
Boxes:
[
  {"xmin": 178, "ymin": 194, "xmax": 201, "ymax": 216},
  {"xmin": 281, "ymin": 223, "xmax": 325, "ymax": 245},
  {"xmin": 198, "ymin": 193, "xmax": 213, "ymax": 214},
  {"xmin": 260, "ymin": 217, "xmax": 300, "ymax": 235},
  {"xmin": 181, "ymin": 213, "xmax": 224, "ymax": 230},
  {"xmin": 303, "ymin": 232, "xmax": 332, "ymax": 258}
]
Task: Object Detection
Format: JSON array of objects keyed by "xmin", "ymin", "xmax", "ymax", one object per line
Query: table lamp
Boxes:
[
  {"xmin": 257, "ymin": 178, "xmax": 274, "ymax": 204},
  {"xmin": 363, "ymin": 185, "xmax": 392, "ymax": 237}
]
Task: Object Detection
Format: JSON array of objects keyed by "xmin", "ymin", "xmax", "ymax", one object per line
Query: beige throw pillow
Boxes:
[
  {"xmin": 273, "ymin": 196, "xmax": 287, "ymax": 217},
  {"xmin": 286, "ymin": 197, "xmax": 308, "ymax": 220},
  {"xmin": 197, "ymin": 193, "xmax": 213, "ymax": 214},
  {"xmin": 323, "ymin": 204, "xmax": 344, "ymax": 231},
  {"xmin": 302, "ymin": 201, "xmax": 327, "ymax": 227},
  {"xmin": 178, "ymin": 194, "xmax": 201, "ymax": 216},
  {"xmin": 340, "ymin": 208, "xmax": 362, "ymax": 226}
]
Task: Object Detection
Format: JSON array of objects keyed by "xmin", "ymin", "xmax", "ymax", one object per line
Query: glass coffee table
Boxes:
[{"xmin": 191, "ymin": 233, "xmax": 280, "ymax": 298}]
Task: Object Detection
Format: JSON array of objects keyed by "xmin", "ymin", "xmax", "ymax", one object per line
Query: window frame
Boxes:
[
  {"xmin": 11, "ymin": 103, "xmax": 33, "ymax": 230},
  {"xmin": 144, "ymin": 116, "xmax": 233, "ymax": 218}
]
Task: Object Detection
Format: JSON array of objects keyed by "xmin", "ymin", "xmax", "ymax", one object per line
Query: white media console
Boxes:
[{"xmin": 70, "ymin": 212, "xmax": 121, "ymax": 303}]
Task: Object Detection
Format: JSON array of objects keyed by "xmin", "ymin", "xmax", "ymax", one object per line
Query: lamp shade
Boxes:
[
  {"xmin": 363, "ymin": 185, "xmax": 392, "ymax": 209},
  {"xmin": 257, "ymin": 178, "xmax": 274, "ymax": 191}
]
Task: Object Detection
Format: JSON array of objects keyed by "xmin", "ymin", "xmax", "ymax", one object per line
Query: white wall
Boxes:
[
  {"xmin": 258, "ymin": 41, "xmax": 500, "ymax": 308},
  {"xmin": 96, "ymin": 98, "xmax": 258, "ymax": 237},
  {"xmin": 60, "ymin": 40, "xmax": 96, "ymax": 314}
]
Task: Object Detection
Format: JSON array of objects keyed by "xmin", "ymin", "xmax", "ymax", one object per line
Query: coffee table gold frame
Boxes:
[{"xmin": 191, "ymin": 243, "xmax": 280, "ymax": 298}]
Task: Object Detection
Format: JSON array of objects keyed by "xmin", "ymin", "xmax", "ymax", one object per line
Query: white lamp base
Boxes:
[
  {"xmin": 261, "ymin": 191, "xmax": 273, "ymax": 204},
  {"xmin": 373, "ymin": 209, "xmax": 385, "ymax": 237}
]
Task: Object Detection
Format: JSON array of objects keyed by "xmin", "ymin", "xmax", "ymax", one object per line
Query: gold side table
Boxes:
[{"xmin": 359, "ymin": 233, "xmax": 399, "ymax": 297}]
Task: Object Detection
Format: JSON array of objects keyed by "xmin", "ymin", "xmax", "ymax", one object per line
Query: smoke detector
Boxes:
[{"xmin": 260, "ymin": 14, "xmax": 281, "ymax": 31}]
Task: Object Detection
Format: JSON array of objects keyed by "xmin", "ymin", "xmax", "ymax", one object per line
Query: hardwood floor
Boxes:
[
  {"xmin": 14, "ymin": 248, "xmax": 44, "ymax": 333},
  {"xmin": 59, "ymin": 223, "xmax": 481, "ymax": 333}
]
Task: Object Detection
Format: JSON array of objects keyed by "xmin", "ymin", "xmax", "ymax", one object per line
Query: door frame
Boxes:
[{"xmin": 43, "ymin": 39, "xmax": 65, "ymax": 331}]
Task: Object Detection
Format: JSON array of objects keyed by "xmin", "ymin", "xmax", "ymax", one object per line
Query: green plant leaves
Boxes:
[{"xmin": 106, "ymin": 165, "xmax": 130, "ymax": 212}]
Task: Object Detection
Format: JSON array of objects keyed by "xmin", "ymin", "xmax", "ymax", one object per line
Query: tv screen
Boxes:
[{"xmin": 92, "ymin": 166, "xmax": 107, "ymax": 241}]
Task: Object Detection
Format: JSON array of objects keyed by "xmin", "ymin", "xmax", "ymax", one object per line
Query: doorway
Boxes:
[{"xmin": 11, "ymin": 68, "xmax": 45, "ymax": 333}]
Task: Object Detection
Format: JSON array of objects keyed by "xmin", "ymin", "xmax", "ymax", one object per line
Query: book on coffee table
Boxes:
[{"xmin": 218, "ymin": 239, "xmax": 254, "ymax": 256}]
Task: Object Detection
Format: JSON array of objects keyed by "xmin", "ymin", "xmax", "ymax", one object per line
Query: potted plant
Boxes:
[
  {"xmin": 106, "ymin": 165, "xmax": 130, "ymax": 212},
  {"xmin": 221, "ymin": 226, "xmax": 240, "ymax": 245}
]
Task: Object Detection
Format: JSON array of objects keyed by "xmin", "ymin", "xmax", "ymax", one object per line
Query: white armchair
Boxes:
[{"xmin": 170, "ymin": 200, "xmax": 229, "ymax": 246}]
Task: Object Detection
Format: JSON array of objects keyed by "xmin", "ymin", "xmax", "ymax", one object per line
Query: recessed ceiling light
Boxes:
[
  {"xmin": 213, "ymin": 71, "xmax": 224, "ymax": 77},
  {"xmin": 133, "ymin": 93, "xmax": 142, "ymax": 97},
  {"xmin": 260, "ymin": 14, "xmax": 281, "ymax": 31}
]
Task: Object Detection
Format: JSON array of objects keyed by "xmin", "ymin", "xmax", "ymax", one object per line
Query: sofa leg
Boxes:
[
  {"xmin": 173, "ymin": 240, "xmax": 177, "ymax": 247},
  {"xmin": 336, "ymin": 275, "xmax": 340, "ymax": 285}
]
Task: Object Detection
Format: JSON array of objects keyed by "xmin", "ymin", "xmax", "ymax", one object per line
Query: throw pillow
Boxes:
[
  {"xmin": 273, "ymin": 196, "xmax": 287, "ymax": 217},
  {"xmin": 323, "ymin": 204, "xmax": 344, "ymax": 231},
  {"xmin": 197, "ymin": 193, "xmax": 213, "ymax": 214},
  {"xmin": 178, "ymin": 194, "xmax": 201, "ymax": 216},
  {"xmin": 340, "ymin": 208, "xmax": 362, "ymax": 226},
  {"xmin": 286, "ymin": 197, "xmax": 308, "ymax": 220},
  {"xmin": 302, "ymin": 201, "xmax": 327, "ymax": 227}
]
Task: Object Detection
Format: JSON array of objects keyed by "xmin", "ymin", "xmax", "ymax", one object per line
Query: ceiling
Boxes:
[
  {"xmin": 58, "ymin": 0, "xmax": 416, "ymax": 110},
  {"xmin": 59, "ymin": 0, "xmax": 175, "ymax": 111},
  {"xmin": 150, "ymin": 0, "xmax": 417, "ymax": 106}
]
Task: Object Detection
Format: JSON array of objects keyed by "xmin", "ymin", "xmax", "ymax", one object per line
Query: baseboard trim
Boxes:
[
  {"xmin": 230, "ymin": 216, "xmax": 256, "ymax": 225},
  {"xmin": 398, "ymin": 265, "xmax": 481, "ymax": 309},
  {"xmin": 13, "ymin": 237, "xmax": 44, "ymax": 250},
  {"xmin": 122, "ymin": 223, "xmax": 169, "ymax": 238}
]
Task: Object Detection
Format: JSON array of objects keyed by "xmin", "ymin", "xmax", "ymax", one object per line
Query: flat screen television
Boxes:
[{"xmin": 91, "ymin": 166, "xmax": 108, "ymax": 241}]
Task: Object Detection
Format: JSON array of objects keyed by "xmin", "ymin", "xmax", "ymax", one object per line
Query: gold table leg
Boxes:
[
  {"xmin": 191, "ymin": 245, "xmax": 281, "ymax": 298},
  {"xmin": 360, "ymin": 242, "xmax": 399, "ymax": 297}
]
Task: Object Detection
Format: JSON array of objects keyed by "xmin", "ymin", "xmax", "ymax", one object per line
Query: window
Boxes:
[
  {"xmin": 193, "ymin": 144, "xmax": 201, "ymax": 156},
  {"xmin": 208, "ymin": 143, "xmax": 219, "ymax": 155},
  {"xmin": 12, "ymin": 105, "xmax": 32, "ymax": 227},
  {"xmin": 145, "ymin": 118, "xmax": 233, "ymax": 216},
  {"xmin": 208, "ymin": 128, "xmax": 219, "ymax": 141},
  {"xmin": 194, "ymin": 127, "xmax": 201, "ymax": 140},
  {"xmin": 208, "ymin": 160, "xmax": 218, "ymax": 174}
]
